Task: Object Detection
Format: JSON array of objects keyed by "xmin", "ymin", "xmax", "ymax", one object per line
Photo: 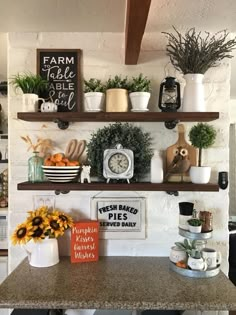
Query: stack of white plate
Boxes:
[{"xmin": 42, "ymin": 166, "xmax": 80, "ymax": 183}]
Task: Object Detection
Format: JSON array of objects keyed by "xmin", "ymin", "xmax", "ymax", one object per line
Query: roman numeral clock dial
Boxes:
[{"xmin": 103, "ymin": 144, "xmax": 134, "ymax": 183}]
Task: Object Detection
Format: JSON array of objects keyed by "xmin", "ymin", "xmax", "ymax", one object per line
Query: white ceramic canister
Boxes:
[{"xmin": 179, "ymin": 202, "xmax": 194, "ymax": 230}]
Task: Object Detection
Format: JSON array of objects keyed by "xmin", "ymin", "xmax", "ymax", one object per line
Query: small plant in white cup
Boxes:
[
  {"xmin": 129, "ymin": 73, "xmax": 151, "ymax": 112},
  {"xmin": 84, "ymin": 78, "xmax": 106, "ymax": 112},
  {"xmin": 187, "ymin": 218, "xmax": 202, "ymax": 233}
]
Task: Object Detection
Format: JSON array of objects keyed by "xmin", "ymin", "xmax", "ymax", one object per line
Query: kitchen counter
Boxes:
[{"xmin": 0, "ymin": 256, "xmax": 236, "ymax": 311}]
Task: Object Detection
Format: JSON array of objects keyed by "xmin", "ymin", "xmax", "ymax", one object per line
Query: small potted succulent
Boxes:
[
  {"xmin": 10, "ymin": 72, "xmax": 48, "ymax": 112},
  {"xmin": 105, "ymin": 75, "xmax": 129, "ymax": 112},
  {"xmin": 129, "ymin": 73, "xmax": 151, "ymax": 112},
  {"xmin": 187, "ymin": 218, "xmax": 202, "ymax": 233},
  {"xmin": 175, "ymin": 238, "xmax": 207, "ymax": 271},
  {"xmin": 189, "ymin": 123, "xmax": 217, "ymax": 184},
  {"xmin": 84, "ymin": 78, "xmax": 106, "ymax": 112}
]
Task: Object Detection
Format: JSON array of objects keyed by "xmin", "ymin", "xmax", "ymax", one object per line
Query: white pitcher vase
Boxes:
[
  {"xmin": 24, "ymin": 238, "xmax": 59, "ymax": 267},
  {"xmin": 182, "ymin": 74, "xmax": 205, "ymax": 112}
]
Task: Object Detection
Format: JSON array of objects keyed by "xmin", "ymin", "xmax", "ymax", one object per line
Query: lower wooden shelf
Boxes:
[{"xmin": 17, "ymin": 181, "xmax": 219, "ymax": 192}]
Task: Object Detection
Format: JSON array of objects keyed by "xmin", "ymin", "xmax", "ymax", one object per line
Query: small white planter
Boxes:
[
  {"xmin": 188, "ymin": 256, "xmax": 207, "ymax": 271},
  {"xmin": 189, "ymin": 166, "xmax": 211, "ymax": 184},
  {"xmin": 129, "ymin": 92, "xmax": 151, "ymax": 111},
  {"xmin": 84, "ymin": 92, "xmax": 105, "ymax": 112},
  {"xmin": 188, "ymin": 224, "xmax": 202, "ymax": 233}
]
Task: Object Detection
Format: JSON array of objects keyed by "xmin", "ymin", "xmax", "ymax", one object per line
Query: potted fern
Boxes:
[
  {"xmin": 162, "ymin": 27, "xmax": 236, "ymax": 112},
  {"xmin": 84, "ymin": 78, "xmax": 105, "ymax": 112},
  {"xmin": 129, "ymin": 73, "xmax": 151, "ymax": 112},
  {"xmin": 188, "ymin": 123, "xmax": 217, "ymax": 184},
  {"xmin": 105, "ymin": 75, "xmax": 129, "ymax": 112},
  {"xmin": 10, "ymin": 72, "xmax": 48, "ymax": 112}
]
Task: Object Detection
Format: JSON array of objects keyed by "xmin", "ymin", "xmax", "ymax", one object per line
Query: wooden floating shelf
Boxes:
[
  {"xmin": 17, "ymin": 181, "xmax": 219, "ymax": 192},
  {"xmin": 17, "ymin": 112, "xmax": 219, "ymax": 123}
]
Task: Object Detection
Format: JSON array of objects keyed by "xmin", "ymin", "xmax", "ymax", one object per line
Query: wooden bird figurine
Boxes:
[{"xmin": 165, "ymin": 146, "xmax": 190, "ymax": 179}]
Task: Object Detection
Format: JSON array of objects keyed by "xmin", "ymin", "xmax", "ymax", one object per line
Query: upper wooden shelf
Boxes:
[
  {"xmin": 17, "ymin": 181, "xmax": 219, "ymax": 192},
  {"xmin": 17, "ymin": 112, "xmax": 219, "ymax": 123}
]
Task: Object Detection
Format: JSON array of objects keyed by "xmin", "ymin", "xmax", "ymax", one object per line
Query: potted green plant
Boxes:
[
  {"xmin": 187, "ymin": 218, "xmax": 202, "ymax": 233},
  {"xmin": 84, "ymin": 78, "xmax": 106, "ymax": 112},
  {"xmin": 188, "ymin": 123, "xmax": 217, "ymax": 184},
  {"xmin": 175, "ymin": 238, "xmax": 207, "ymax": 271},
  {"xmin": 129, "ymin": 73, "xmax": 151, "ymax": 112},
  {"xmin": 105, "ymin": 75, "xmax": 129, "ymax": 112},
  {"xmin": 162, "ymin": 27, "xmax": 236, "ymax": 112},
  {"xmin": 10, "ymin": 72, "xmax": 48, "ymax": 112}
]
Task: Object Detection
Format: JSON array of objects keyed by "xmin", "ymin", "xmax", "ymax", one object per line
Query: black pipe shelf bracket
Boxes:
[
  {"xmin": 55, "ymin": 190, "xmax": 70, "ymax": 195},
  {"xmin": 166, "ymin": 191, "xmax": 179, "ymax": 196},
  {"xmin": 164, "ymin": 120, "xmax": 180, "ymax": 129},
  {"xmin": 53, "ymin": 119, "xmax": 69, "ymax": 130}
]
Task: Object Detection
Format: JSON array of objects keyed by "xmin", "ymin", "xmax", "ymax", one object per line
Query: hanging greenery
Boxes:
[{"xmin": 87, "ymin": 123, "xmax": 153, "ymax": 181}]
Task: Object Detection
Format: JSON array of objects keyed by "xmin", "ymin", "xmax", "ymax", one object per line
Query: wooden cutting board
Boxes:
[{"xmin": 165, "ymin": 124, "xmax": 197, "ymax": 182}]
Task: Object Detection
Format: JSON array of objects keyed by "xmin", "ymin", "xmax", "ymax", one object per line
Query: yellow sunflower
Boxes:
[
  {"xmin": 11, "ymin": 222, "xmax": 33, "ymax": 245},
  {"xmin": 51, "ymin": 210, "xmax": 74, "ymax": 230},
  {"xmin": 45, "ymin": 214, "xmax": 64, "ymax": 238},
  {"xmin": 27, "ymin": 206, "xmax": 48, "ymax": 230}
]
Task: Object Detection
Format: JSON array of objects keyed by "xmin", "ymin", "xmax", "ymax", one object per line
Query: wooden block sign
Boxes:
[
  {"xmin": 37, "ymin": 49, "xmax": 83, "ymax": 112},
  {"xmin": 71, "ymin": 221, "xmax": 99, "ymax": 263}
]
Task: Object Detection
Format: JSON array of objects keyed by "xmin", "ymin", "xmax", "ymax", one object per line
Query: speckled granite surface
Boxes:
[{"xmin": 0, "ymin": 256, "xmax": 236, "ymax": 310}]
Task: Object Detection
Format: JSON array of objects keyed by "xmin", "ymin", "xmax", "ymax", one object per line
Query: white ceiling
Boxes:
[{"xmin": 0, "ymin": 0, "xmax": 236, "ymax": 96}]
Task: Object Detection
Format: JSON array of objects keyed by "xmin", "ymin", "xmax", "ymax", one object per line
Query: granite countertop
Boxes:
[{"xmin": 0, "ymin": 256, "xmax": 236, "ymax": 311}]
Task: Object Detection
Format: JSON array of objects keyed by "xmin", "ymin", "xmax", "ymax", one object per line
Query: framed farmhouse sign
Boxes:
[
  {"xmin": 91, "ymin": 197, "xmax": 146, "ymax": 239},
  {"xmin": 37, "ymin": 49, "xmax": 83, "ymax": 112},
  {"xmin": 71, "ymin": 220, "xmax": 99, "ymax": 263}
]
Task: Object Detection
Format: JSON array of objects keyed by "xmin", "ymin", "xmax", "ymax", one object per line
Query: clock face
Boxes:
[{"xmin": 108, "ymin": 153, "xmax": 129, "ymax": 174}]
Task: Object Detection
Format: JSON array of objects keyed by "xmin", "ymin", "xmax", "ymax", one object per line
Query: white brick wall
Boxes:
[{"xmin": 7, "ymin": 32, "xmax": 230, "ymax": 285}]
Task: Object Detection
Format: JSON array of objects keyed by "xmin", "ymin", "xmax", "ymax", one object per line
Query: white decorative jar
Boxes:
[
  {"xmin": 24, "ymin": 238, "xmax": 59, "ymax": 267},
  {"xmin": 22, "ymin": 93, "xmax": 45, "ymax": 112},
  {"xmin": 188, "ymin": 256, "xmax": 207, "ymax": 271},
  {"xmin": 182, "ymin": 74, "xmax": 205, "ymax": 112}
]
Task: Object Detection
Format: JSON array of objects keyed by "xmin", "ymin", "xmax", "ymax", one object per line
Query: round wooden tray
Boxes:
[
  {"xmin": 178, "ymin": 227, "xmax": 213, "ymax": 240},
  {"xmin": 169, "ymin": 261, "xmax": 220, "ymax": 278}
]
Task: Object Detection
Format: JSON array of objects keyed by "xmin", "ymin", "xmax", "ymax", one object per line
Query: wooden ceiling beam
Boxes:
[{"xmin": 125, "ymin": 0, "xmax": 151, "ymax": 65}]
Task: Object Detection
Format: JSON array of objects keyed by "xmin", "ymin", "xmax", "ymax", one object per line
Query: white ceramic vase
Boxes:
[
  {"xmin": 84, "ymin": 92, "xmax": 105, "ymax": 112},
  {"xmin": 24, "ymin": 238, "xmax": 59, "ymax": 267},
  {"xmin": 189, "ymin": 166, "xmax": 211, "ymax": 184},
  {"xmin": 182, "ymin": 74, "xmax": 205, "ymax": 112},
  {"xmin": 129, "ymin": 92, "xmax": 151, "ymax": 111}
]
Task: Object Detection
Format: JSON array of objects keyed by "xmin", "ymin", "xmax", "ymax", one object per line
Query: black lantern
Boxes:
[{"xmin": 158, "ymin": 77, "xmax": 181, "ymax": 112}]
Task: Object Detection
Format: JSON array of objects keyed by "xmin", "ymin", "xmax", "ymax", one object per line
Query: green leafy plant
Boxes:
[
  {"xmin": 189, "ymin": 123, "xmax": 216, "ymax": 167},
  {"xmin": 129, "ymin": 73, "xmax": 151, "ymax": 93},
  {"xmin": 10, "ymin": 73, "xmax": 49, "ymax": 94},
  {"xmin": 175, "ymin": 238, "xmax": 202, "ymax": 259},
  {"xmin": 162, "ymin": 27, "xmax": 236, "ymax": 74},
  {"xmin": 187, "ymin": 218, "xmax": 202, "ymax": 227},
  {"xmin": 87, "ymin": 123, "xmax": 153, "ymax": 181},
  {"xmin": 84, "ymin": 78, "xmax": 105, "ymax": 93},
  {"xmin": 105, "ymin": 75, "xmax": 129, "ymax": 90}
]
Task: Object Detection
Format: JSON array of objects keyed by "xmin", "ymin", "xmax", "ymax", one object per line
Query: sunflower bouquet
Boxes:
[{"xmin": 11, "ymin": 206, "xmax": 73, "ymax": 245}]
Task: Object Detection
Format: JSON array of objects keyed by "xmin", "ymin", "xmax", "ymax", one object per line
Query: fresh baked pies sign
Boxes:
[
  {"xmin": 91, "ymin": 197, "xmax": 146, "ymax": 239},
  {"xmin": 37, "ymin": 49, "xmax": 83, "ymax": 112}
]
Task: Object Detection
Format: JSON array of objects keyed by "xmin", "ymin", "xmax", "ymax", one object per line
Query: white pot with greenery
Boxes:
[
  {"xmin": 163, "ymin": 27, "xmax": 236, "ymax": 112},
  {"xmin": 187, "ymin": 218, "xmax": 202, "ymax": 233},
  {"xmin": 129, "ymin": 74, "xmax": 151, "ymax": 112},
  {"xmin": 189, "ymin": 123, "xmax": 216, "ymax": 184},
  {"xmin": 10, "ymin": 73, "xmax": 48, "ymax": 112},
  {"xmin": 84, "ymin": 78, "xmax": 105, "ymax": 112},
  {"xmin": 105, "ymin": 75, "xmax": 129, "ymax": 112},
  {"xmin": 175, "ymin": 238, "xmax": 207, "ymax": 271}
]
